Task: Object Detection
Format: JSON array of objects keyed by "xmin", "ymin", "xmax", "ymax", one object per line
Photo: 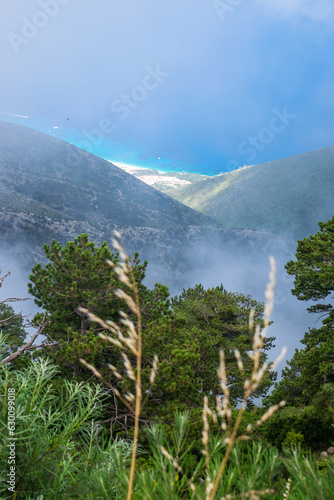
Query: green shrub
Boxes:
[
  {"xmin": 283, "ymin": 429, "xmax": 305, "ymax": 448},
  {"xmin": 262, "ymin": 405, "xmax": 334, "ymax": 450},
  {"xmin": 0, "ymin": 357, "xmax": 133, "ymax": 499}
]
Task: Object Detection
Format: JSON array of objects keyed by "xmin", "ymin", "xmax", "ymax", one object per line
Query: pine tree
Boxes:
[
  {"xmin": 28, "ymin": 234, "xmax": 170, "ymax": 379},
  {"xmin": 266, "ymin": 216, "xmax": 334, "ymax": 408}
]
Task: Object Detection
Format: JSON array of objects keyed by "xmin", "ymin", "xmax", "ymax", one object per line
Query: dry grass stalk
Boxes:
[
  {"xmin": 79, "ymin": 243, "xmax": 286, "ymax": 499},
  {"xmin": 79, "ymin": 231, "xmax": 158, "ymax": 500},
  {"xmin": 208, "ymin": 256, "xmax": 285, "ymax": 500},
  {"xmin": 282, "ymin": 478, "xmax": 291, "ymax": 499},
  {"xmin": 159, "ymin": 445, "xmax": 200, "ymax": 499},
  {"xmin": 160, "ymin": 256, "xmax": 286, "ymax": 499}
]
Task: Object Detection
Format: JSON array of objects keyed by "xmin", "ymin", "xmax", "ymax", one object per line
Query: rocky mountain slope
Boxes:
[
  {"xmin": 0, "ymin": 122, "xmax": 218, "ymax": 230},
  {"xmin": 0, "ymin": 121, "xmax": 296, "ymax": 300},
  {"xmin": 0, "ymin": 122, "xmax": 285, "ymax": 272}
]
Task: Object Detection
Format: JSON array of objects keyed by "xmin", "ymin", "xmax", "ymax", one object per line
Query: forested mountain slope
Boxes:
[
  {"xmin": 0, "ymin": 122, "xmax": 286, "ymax": 284},
  {"xmin": 160, "ymin": 146, "xmax": 334, "ymax": 239}
]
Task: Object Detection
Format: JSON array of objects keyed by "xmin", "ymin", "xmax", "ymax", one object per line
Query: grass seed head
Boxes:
[
  {"xmin": 248, "ymin": 308, "xmax": 255, "ymax": 331},
  {"xmin": 114, "ymin": 289, "xmax": 139, "ymax": 315},
  {"xmin": 149, "ymin": 355, "xmax": 159, "ymax": 386},
  {"xmin": 270, "ymin": 346, "xmax": 287, "ymax": 371}
]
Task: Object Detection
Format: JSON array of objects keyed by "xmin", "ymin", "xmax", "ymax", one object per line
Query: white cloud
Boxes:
[{"xmin": 256, "ymin": 0, "xmax": 334, "ymax": 22}]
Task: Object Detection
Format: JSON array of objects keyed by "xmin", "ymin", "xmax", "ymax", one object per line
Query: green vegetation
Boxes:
[
  {"xmin": 27, "ymin": 234, "xmax": 168, "ymax": 381},
  {"xmin": 0, "ymin": 357, "xmax": 135, "ymax": 499},
  {"xmin": 161, "ymin": 146, "xmax": 334, "ymax": 239},
  {"xmin": 262, "ymin": 217, "xmax": 334, "ymax": 451},
  {"xmin": 0, "ymin": 217, "xmax": 333, "ymax": 498},
  {"xmin": 0, "ymin": 302, "xmax": 26, "ymax": 362},
  {"xmin": 285, "ymin": 215, "xmax": 334, "ymax": 316},
  {"xmin": 27, "ymin": 235, "xmax": 274, "ymax": 440}
]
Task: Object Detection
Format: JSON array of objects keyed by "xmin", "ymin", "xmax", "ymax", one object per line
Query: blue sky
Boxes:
[{"xmin": 1, "ymin": 0, "xmax": 334, "ymax": 174}]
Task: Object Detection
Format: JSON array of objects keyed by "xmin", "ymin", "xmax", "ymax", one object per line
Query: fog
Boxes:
[
  {"xmin": 0, "ymin": 249, "xmax": 41, "ymax": 338},
  {"xmin": 0, "ymin": 231, "xmax": 313, "ymax": 378}
]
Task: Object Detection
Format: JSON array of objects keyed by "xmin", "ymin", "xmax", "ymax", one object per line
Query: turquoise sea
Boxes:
[{"xmin": 0, "ymin": 114, "xmax": 211, "ymax": 175}]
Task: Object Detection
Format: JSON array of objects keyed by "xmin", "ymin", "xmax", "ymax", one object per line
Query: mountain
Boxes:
[
  {"xmin": 114, "ymin": 164, "xmax": 208, "ymax": 192},
  {"xmin": 0, "ymin": 122, "xmax": 311, "ymax": 357},
  {"xmin": 0, "ymin": 121, "xmax": 286, "ymax": 286},
  {"xmin": 0, "ymin": 121, "xmax": 224, "ymax": 265},
  {"xmin": 140, "ymin": 147, "xmax": 334, "ymax": 240},
  {"xmin": 0, "ymin": 122, "xmax": 218, "ymax": 230}
]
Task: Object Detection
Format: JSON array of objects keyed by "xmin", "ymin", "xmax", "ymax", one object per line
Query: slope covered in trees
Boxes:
[{"xmin": 159, "ymin": 146, "xmax": 334, "ymax": 239}]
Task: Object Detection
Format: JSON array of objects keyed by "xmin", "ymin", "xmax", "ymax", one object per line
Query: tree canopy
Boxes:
[
  {"xmin": 285, "ymin": 215, "xmax": 334, "ymax": 318},
  {"xmin": 0, "ymin": 302, "xmax": 27, "ymax": 361},
  {"xmin": 170, "ymin": 284, "xmax": 275, "ymax": 405},
  {"xmin": 267, "ymin": 216, "xmax": 334, "ymax": 410},
  {"xmin": 28, "ymin": 234, "xmax": 170, "ymax": 379},
  {"xmin": 27, "ymin": 235, "xmax": 276, "ymax": 435}
]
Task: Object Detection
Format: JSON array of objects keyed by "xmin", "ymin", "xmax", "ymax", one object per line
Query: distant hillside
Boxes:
[
  {"xmin": 155, "ymin": 147, "xmax": 334, "ymax": 239},
  {"xmin": 115, "ymin": 164, "xmax": 208, "ymax": 193},
  {"xmin": 0, "ymin": 121, "xmax": 287, "ymax": 283},
  {"xmin": 0, "ymin": 122, "xmax": 218, "ymax": 231}
]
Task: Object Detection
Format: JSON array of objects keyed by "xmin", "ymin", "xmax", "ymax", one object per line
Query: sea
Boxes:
[{"xmin": 0, "ymin": 113, "xmax": 212, "ymax": 175}]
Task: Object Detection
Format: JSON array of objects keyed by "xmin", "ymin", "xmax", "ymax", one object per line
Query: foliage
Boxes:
[
  {"xmin": 79, "ymin": 233, "xmax": 156, "ymax": 500},
  {"xmin": 317, "ymin": 455, "xmax": 334, "ymax": 476},
  {"xmin": 80, "ymin": 254, "xmax": 288, "ymax": 499},
  {"xmin": 0, "ymin": 303, "xmax": 27, "ymax": 362},
  {"xmin": 0, "ymin": 356, "xmax": 134, "ymax": 499},
  {"xmin": 266, "ymin": 320, "xmax": 334, "ymax": 408},
  {"xmin": 135, "ymin": 283, "xmax": 277, "ymax": 451},
  {"xmin": 27, "ymin": 235, "xmax": 276, "ymax": 444},
  {"xmin": 264, "ymin": 218, "xmax": 334, "ymax": 449},
  {"xmin": 261, "ymin": 405, "xmax": 334, "ymax": 451},
  {"xmin": 283, "ymin": 445, "xmax": 334, "ymax": 500},
  {"xmin": 132, "ymin": 415, "xmax": 282, "ymax": 499},
  {"xmin": 171, "ymin": 284, "xmax": 276, "ymax": 405},
  {"xmin": 27, "ymin": 234, "xmax": 170, "ymax": 380},
  {"xmin": 285, "ymin": 215, "xmax": 334, "ymax": 317},
  {"xmin": 282, "ymin": 429, "xmax": 305, "ymax": 448},
  {"xmin": 2, "ymin": 242, "xmax": 334, "ymax": 497}
]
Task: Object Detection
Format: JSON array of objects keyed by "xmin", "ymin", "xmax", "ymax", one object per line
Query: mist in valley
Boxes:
[
  {"xmin": 1, "ymin": 228, "xmax": 314, "ymax": 380},
  {"xmin": 131, "ymin": 231, "xmax": 312, "ymax": 375}
]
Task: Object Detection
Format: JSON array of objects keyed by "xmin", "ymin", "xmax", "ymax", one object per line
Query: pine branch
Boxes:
[{"xmin": 0, "ymin": 316, "xmax": 47, "ymax": 365}]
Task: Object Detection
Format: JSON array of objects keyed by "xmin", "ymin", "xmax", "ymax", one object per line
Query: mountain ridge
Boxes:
[
  {"xmin": 134, "ymin": 146, "xmax": 334, "ymax": 239},
  {"xmin": 0, "ymin": 121, "xmax": 286, "ymax": 279},
  {"xmin": 0, "ymin": 121, "xmax": 221, "ymax": 231}
]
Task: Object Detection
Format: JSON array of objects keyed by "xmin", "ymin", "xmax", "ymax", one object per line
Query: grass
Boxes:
[{"xmin": 79, "ymin": 232, "xmax": 288, "ymax": 499}]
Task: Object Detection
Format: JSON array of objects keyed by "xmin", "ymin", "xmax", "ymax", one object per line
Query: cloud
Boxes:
[
  {"xmin": 1, "ymin": 0, "xmax": 333, "ymax": 173},
  {"xmin": 256, "ymin": 0, "xmax": 334, "ymax": 22}
]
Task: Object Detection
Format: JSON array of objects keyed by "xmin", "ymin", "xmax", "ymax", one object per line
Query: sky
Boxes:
[{"xmin": 1, "ymin": 0, "xmax": 334, "ymax": 174}]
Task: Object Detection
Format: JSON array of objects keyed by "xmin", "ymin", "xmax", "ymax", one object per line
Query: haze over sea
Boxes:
[{"xmin": 0, "ymin": 114, "xmax": 211, "ymax": 175}]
